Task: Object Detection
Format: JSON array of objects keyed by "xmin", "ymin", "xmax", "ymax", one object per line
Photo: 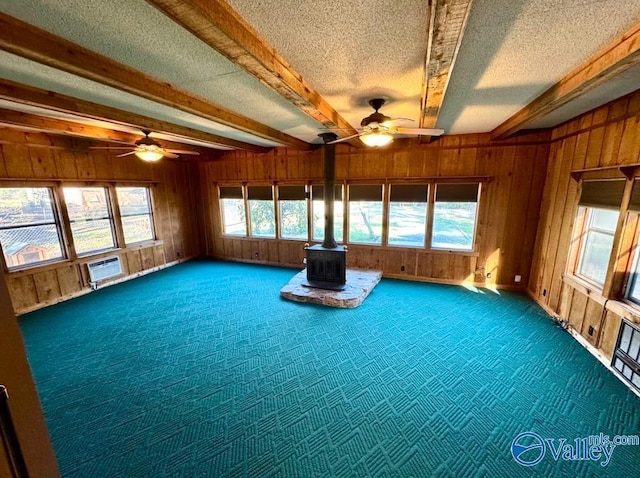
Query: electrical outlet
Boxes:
[
  {"xmin": 176, "ymin": 251, "xmax": 181, "ymax": 258},
  {"xmin": 543, "ymin": 289, "xmax": 547, "ymax": 297},
  {"xmin": 514, "ymin": 274, "xmax": 522, "ymax": 283},
  {"xmin": 254, "ymin": 252, "xmax": 259, "ymax": 258},
  {"xmin": 588, "ymin": 326, "xmax": 595, "ymax": 336},
  {"xmin": 400, "ymin": 265, "xmax": 405, "ymax": 272}
]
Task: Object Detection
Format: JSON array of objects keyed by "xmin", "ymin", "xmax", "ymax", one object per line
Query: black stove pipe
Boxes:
[{"xmin": 319, "ymin": 133, "xmax": 338, "ymax": 249}]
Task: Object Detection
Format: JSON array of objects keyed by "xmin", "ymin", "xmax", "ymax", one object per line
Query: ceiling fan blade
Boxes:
[
  {"xmin": 395, "ymin": 127, "xmax": 445, "ymax": 136},
  {"xmin": 165, "ymin": 149, "xmax": 200, "ymax": 155},
  {"xmin": 384, "ymin": 117, "xmax": 414, "ymax": 125},
  {"xmin": 164, "ymin": 152, "xmax": 179, "ymax": 159},
  {"xmin": 326, "ymin": 132, "xmax": 363, "ymax": 144},
  {"xmin": 116, "ymin": 151, "xmax": 137, "ymax": 157},
  {"xmin": 89, "ymin": 146, "xmax": 136, "ymax": 150}
]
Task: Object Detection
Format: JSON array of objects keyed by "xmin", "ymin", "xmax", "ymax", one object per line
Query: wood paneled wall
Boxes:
[
  {"xmin": 198, "ymin": 132, "xmax": 550, "ymax": 288},
  {"xmin": 529, "ymin": 89, "xmax": 640, "ymax": 360},
  {"xmin": 0, "ymin": 129, "xmax": 200, "ymax": 314}
]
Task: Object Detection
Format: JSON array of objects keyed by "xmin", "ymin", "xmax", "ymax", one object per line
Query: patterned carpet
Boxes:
[{"xmin": 20, "ymin": 260, "xmax": 640, "ymax": 477}]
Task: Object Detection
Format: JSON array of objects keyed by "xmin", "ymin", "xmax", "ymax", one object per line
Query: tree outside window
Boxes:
[
  {"xmin": 348, "ymin": 185, "xmax": 383, "ymax": 244},
  {"xmin": 248, "ymin": 186, "xmax": 275, "ymax": 238},
  {"xmin": 278, "ymin": 185, "xmax": 308, "ymax": 240}
]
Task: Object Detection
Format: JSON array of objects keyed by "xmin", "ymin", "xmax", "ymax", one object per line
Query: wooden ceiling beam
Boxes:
[
  {"xmin": 491, "ymin": 20, "xmax": 640, "ymax": 140},
  {"xmin": 0, "ymin": 108, "xmax": 136, "ymax": 143},
  {"xmin": 146, "ymin": 0, "xmax": 359, "ymax": 141},
  {"xmin": 0, "ymin": 107, "xmax": 206, "ymax": 152},
  {"xmin": 419, "ymin": 0, "xmax": 474, "ymax": 140},
  {"xmin": 0, "ymin": 12, "xmax": 309, "ymax": 150},
  {"xmin": 0, "ymin": 79, "xmax": 271, "ymax": 153}
]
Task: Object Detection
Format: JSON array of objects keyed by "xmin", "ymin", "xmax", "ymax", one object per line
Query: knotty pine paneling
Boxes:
[
  {"xmin": 199, "ymin": 131, "xmax": 551, "ymax": 288},
  {"xmin": 0, "ymin": 129, "xmax": 199, "ymax": 314},
  {"xmin": 529, "ymin": 89, "xmax": 640, "ymax": 361}
]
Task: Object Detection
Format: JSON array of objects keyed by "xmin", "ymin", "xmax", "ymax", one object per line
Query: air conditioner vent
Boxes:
[{"xmin": 87, "ymin": 256, "xmax": 122, "ymax": 283}]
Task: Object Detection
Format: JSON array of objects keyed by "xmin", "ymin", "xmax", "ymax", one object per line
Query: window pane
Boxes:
[
  {"xmin": 629, "ymin": 331, "xmax": 640, "ymax": 361},
  {"xmin": 280, "ymin": 200, "xmax": 308, "ymax": 239},
  {"xmin": 221, "ymin": 198, "xmax": 246, "ymax": 236},
  {"xmin": 0, "ymin": 187, "xmax": 64, "ymax": 269},
  {"xmin": 626, "ymin": 245, "xmax": 640, "ymax": 303},
  {"xmin": 431, "ymin": 202, "xmax": 477, "ymax": 250},
  {"xmin": 578, "ymin": 231, "xmax": 614, "ymax": 285},
  {"xmin": 591, "ymin": 207, "xmax": 618, "ymax": 232},
  {"xmin": 121, "ymin": 216, "xmax": 154, "ymax": 244},
  {"xmin": 71, "ymin": 219, "xmax": 115, "ymax": 255},
  {"xmin": 64, "ymin": 187, "xmax": 110, "ymax": 220},
  {"xmin": 577, "ymin": 208, "xmax": 618, "ymax": 286},
  {"xmin": 349, "ymin": 201, "xmax": 382, "ymax": 244},
  {"xmin": 117, "ymin": 187, "xmax": 151, "ymax": 216},
  {"xmin": 388, "ymin": 202, "xmax": 427, "ymax": 247},
  {"xmin": 64, "ymin": 187, "xmax": 114, "ymax": 254},
  {"xmin": 0, "ymin": 225, "xmax": 63, "ymax": 268},
  {"xmin": 117, "ymin": 187, "xmax": 154, "ymax": 245},
  {"xmin": 0, "ymin": 188, "xmax": 56, "ymax": 226},
  {"xmin": 249, "ymin": 199, "xmax": 275, "ymax": 237},
  {"xmin": 312, "ymin": 200, "xmax": 343, "ymax": 242}
]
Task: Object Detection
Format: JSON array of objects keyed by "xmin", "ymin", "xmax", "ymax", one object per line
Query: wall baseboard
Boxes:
[
  {"xmin": 526, "ymin": 288, "xmax": 640, "ymax": 398},
  {"xmin": 209, "ymin": 254, "xmax": 526, "ymax": 290},
  {"xmin": 15, "ymin": 257, "xmax": 193, "ymax": 316}
]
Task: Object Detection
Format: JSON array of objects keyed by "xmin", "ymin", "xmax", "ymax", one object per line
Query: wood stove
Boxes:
[{"xmin": 304, "ymin": 133, "xmax": 347, "ymax": 290}]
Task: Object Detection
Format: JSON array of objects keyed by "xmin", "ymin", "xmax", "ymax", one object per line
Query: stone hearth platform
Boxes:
[{"xmin": 280, "ymin": 268, "xmax": 382, "ymax": 308}]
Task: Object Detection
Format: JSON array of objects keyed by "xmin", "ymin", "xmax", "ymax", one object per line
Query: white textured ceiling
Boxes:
[
  {"xmin": 226, "ymin": 0, "xmax": 431, "ymax": 129},
  {"xmin": 438, "ymin": 0, "xmax": 640, "ymax": 133},
  {"xmin": 0, "ymin": 0, "xmax": 638, "ymax": 150}
]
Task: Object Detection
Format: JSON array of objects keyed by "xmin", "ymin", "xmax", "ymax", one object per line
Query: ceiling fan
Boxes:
[
  {"xmin": 328, "ymin": 99, "xmax": 445, "ymax": 147},
  {"xmin": 91, "ymin": 130, "xmax": 200, "ymax": 162}
]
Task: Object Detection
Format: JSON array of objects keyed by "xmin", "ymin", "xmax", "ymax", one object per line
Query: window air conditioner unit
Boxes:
[{"xmin": 87, "ymin": 256, "xmax": 122, "ymax": 283}]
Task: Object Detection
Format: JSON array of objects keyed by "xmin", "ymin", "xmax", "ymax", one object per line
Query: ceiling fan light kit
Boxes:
[
  {"xmin": 135, "ymin": 149, "xmax": 164, "ymax": 162},
  {"xmin": 360, "ymin": 132, "xmax": 393, "ymax": 147},
  {"xmin": 327, "ymin": 98, "xmax": 444, "ymax": 146},
  {"xmin": 90, "ymin": 129, "xmax": 200, "ymax": 161}
]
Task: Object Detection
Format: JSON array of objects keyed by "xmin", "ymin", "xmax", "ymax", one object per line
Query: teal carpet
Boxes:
[{"xmin": 20, "ymin": 260, "xmax": 640, "ymax": 477}]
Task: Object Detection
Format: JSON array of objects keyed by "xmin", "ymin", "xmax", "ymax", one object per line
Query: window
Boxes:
[
  {"xmin": 116, "ymin": 187, "xmax": 154, "ymax": 244},
  {"xmin": 247, "ymin": 186, "xmax": 275, "ymax": 238},
  {"xmin": 572, "ymin": 179, "xmax": 625, "ymax": 287},
  {"xmin": 348, "ymin": 185, "xmax": 383, "ymax": 244},
  {"xmin": 627, "ymin": 247, "xmax": 640, "ymax": 304},
  {"xmin": 0, "ymin": 187, "xmax": 64, "ymax": 269},
  {"xmin": 576, "ymin": 207, "xmax": 619, "ymax": 286},
  {"xmin": 388, "ymin": 184, "xmax": 428, "ymax": 247},
  {"xmin": 278, "ymin": 185, "xmax": 307, "ymax": 240},
  {"xmin": 64, "ymin": 187, "xmax": 115, "ymax": 255},
  {"xmin": 311, "ymin": 185, "xmax": 343, "ymax": 242},
  {"xmin": 431, "ymin": 183, "xmax": 479, "ymax": 250},
  {"xmin": 219, "ymin": 186, "xmax": 246, "ymax": 236}
]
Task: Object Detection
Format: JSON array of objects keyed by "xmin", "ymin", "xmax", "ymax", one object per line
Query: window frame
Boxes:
[
  {"xmin": 116, "ymin": 186, "xmax": 156, "ymax": 246},
  {"xmin": 386, "ymin": 183, "xmax": 430, "ymax": 248},
  {"xmin": 63, "ymin": 185, "xmax": 118, "ymax": 257},
  {"xmin": 277, "ymin": 184, "xmax": 309, "ymax": 241},
  {"xmin": 430, "ymin": 183, "xmax": 480, "ymax": 252},
  {"xmin": 219, "ymin": 185, "xmax": 248, "ymax": 237},
  {"xmin": 573, "ymin": 206, "xmax": 619, "ymax": 288},
  {"xmin": 310, "ymin": 183, "xmax": 345, "ymax": 244},
  {"xmin": 347, "ymin": 184, "xmax": 385, "ymax": 246},
  {"xmin": 247, "ymin": 184, "xmax": 277, "ymax": 239},
  {"xmin": 626, "ymin": 240, "xmax": 640, "ymax": 305},
  {"xmin": 0, "ymin": 185, "xmax": 67, "ymax": 271}
]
